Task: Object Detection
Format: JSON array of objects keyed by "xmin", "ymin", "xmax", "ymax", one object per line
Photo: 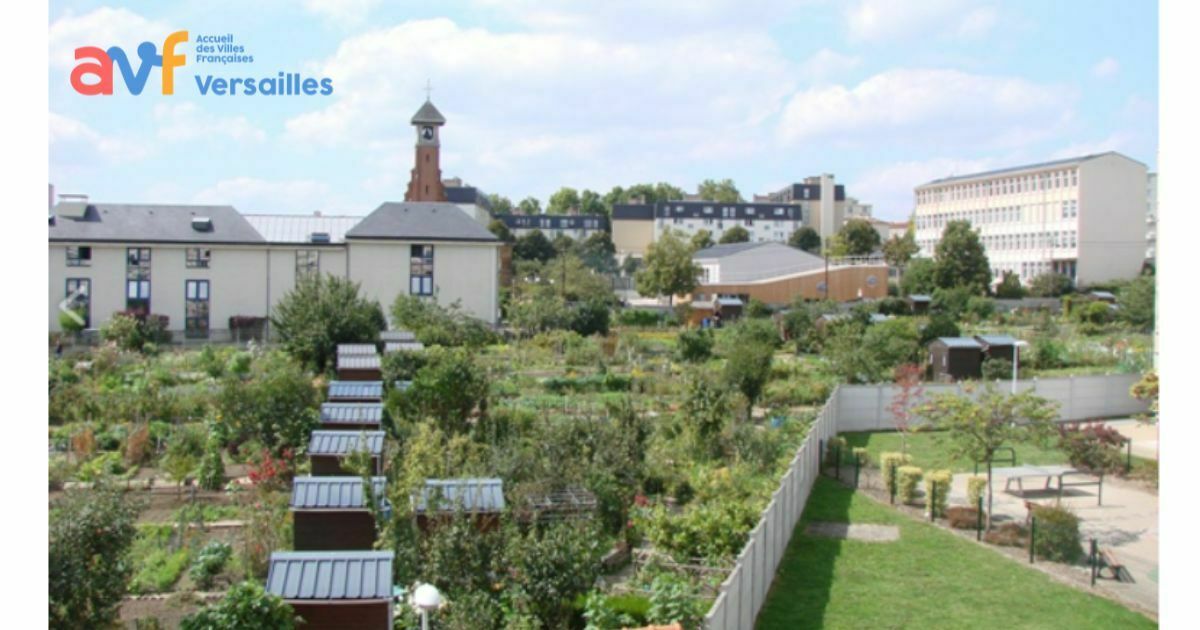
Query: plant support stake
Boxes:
[
  {"xmin": 976, "ymin": 496, "xmax": 983, "ymax": 541},
  {"xmin": 1029, "ymin": 516, "xmax": 1036, "ymax": 564}
]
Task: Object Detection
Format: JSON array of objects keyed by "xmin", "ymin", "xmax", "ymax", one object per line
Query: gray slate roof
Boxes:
[
  {"xmin": 242, "ymin": 214, "xmax": 362, "ymax": 244},
  {"xmin": 337, "ymin": 344, "xmax": 379, "ymax": 356},
  {"xmin": 308, "ymin": 431, "xmax": 386, "ymax": 456},
  {"xmin": 320, "ymin": 402, "xmax": 384, "ymax": 424},
  {"xmin": 326, "ymin": 381, "xmax": 384, "ymax": 402},
  {"xmin": 935, "ymin": 337, "xmax": 983, "ymax": 349},
  {"xmin": 346, "ymin": 202, "xmax": 499, "ymax": 242},
  {"xmin": 695, "ymin": 241, "xmax": 827, "ymax": 284},
  {"xmin": 411, "ymin": 99, "xmax": 446, "ymax": 125},
  {"xmin": 974, "ymin": 335, "xmax": 1017, "ymax": 347},
  {"xmin": 49, "ymin": 203, "xmax": 264, "ymax": 244},
  {"xmin": 266, "ymin": 551, "xmax": 394, "ymax": 600},
  {"xmin": 414, "ymin": 478, "xmax": 505, "ymax": 514},
  {"xmin": 291, "ymin": 476, "xmax": 387, "ymax": 509},
  {"xmin": 693, "ymin": 241, "xmax": 772, "ymax": 259}
]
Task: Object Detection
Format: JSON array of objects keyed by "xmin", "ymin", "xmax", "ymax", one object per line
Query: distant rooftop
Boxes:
[
  {"xmin": 266, "ymin": 551, "xmax": 393, "ymax": 600},
  {"xmin": 919, "ymin": 152, "xmax": 1145, "ymax": 187},
  {"xmin": 243, "ymin": 214, "xmax": 362, "ymax": 244}
]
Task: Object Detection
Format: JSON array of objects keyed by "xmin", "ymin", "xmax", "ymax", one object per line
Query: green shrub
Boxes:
[
  {"xmin": 1057, "ymin": 422, "xmax": 1125, "ymax": 474},
  {"xmin": 181, "ymin": 581, "xmax": 296, "ymax": 629},
  {"xmin": 50, "ymin": 487, "xmax": 141, "ymax": 628},
  {"xmin": 188, "ymin": 541, "xmax": 233, "ymax": 590},
  {"xmin": 745, "ymin": 298, "xmax": 772, "ymax": 319},
  {"xmin": 825, "ymin": 436, "xmax": 847, "ymax": 464},
  {"xmin": 879, "ymin": 452, "xmax": 911, "ymax": 492},
  {"xmin": 582, "ymin": 591, "xmax": 639, "ymax": 630},
  {"xmin": 676, "ymin": 328, "xmax": 714, "ymax": 363},
  {"xmin": 1075, "ymin": 301, "xmax": 1114, "ymax": 325},
  {"xmin": 981, "ymin": 357, "xmax": 1013, "ymax": 381},
  {"xmin": 75, "ymin": 451, "xmax": 128, "ymax": 482},
  {"xmin": 272, "ymin": 274, "xmax": 384, "ymax": 372},
  {"xmin": 647, "ymin": 575, "xmax": 703, "ymax": 629},
  {"xmin": 1031, "ymin": 504, "xmax": 1083, "ymax": 563},
  {"xmin": 897, "ymin": 465, "xmax": 923, "ymax": 504},
  {"xmin": 618, "ymin": 309, "xmax": 663, "ymax": 327},
  {"xmin": 924, "ymin": 469, "xmax": 952, "ymax": 517},
  {"xmin": 966, "ymin": 475, "xmax": 987, "ymax": 507},
  {"xmin": 965, "ymin": 296, "xmax": 995, "ymax": 320},
  {"xmin": 852, "ymin": 447, "xmax": 869, "ymax": 465},
  {"xmin": 1031, "ymin": 336, "xmax": 1067, "ymax": 369}
]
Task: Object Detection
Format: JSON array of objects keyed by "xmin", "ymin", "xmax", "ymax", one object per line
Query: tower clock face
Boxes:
[{"xmin": 421, "ymin": 126, "xmax": 435, "ymax": 140}]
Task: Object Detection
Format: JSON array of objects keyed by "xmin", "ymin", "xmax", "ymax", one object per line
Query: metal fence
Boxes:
[
  {"xmin": 701, "ymin": 372, "xmax": 1147, "ymax": 628},
  {"xmin": 703, "ymin": 392, "xmax": 838, "ymax": 629}
]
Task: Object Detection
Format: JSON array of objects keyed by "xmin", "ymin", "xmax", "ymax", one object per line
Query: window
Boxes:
[
  {"xmin": 296, "ymin": 250, "xmax": 319, "ymax": 279},
  {"xmin": 66, "ymin": 246, "xmax": 92, "ymax": 267},
  {"xmin": 125, "ymin": 248, "xmax": 151, "ymax": 314},
  {"xmin": 744, "ymin": 219, "xmax": 753, "ymax": 227},
  {"xmin": 65, "ymin": 278, "xmax": 91, "ymax": 328},
  {"xmin": 410, "ymin": 244, "xmax": 434, "ymax": 296},
  {"xmin": 185, "ymin": 279, "xmax": 210, "ymax": 338},
  {"xmin": 186, "ymin": 247, "xmax": 211, "ymax": 268}
]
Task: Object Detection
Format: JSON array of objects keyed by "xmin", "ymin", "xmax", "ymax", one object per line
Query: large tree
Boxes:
[
  {"xmin": 517, "ymin": 196, "xmax": 542, "ymax": 215},
  {"xmin": 576, "ymin": 231, "xmax": 618, "ymax": 274},
  {"xmin": 270, "ymin": 274, "xmax": 385, "ymax": 373},
  {"xmin": 488, "ymin": 193, "xmax": 513, "ymax": 214},
  {"xmin": 833, "ymin": 218, "xmax": 882, "ymax": 257},
  {"xmin": 900, "ymin": 258, "xmax": 938, "ymax": 296},
  {"xmin": 50, "ymin": 487, "xmax": 141, "ymax": 627},
  {"xmin": 691, "ymin": 229, "xmax": 715, "ymax": 251},
  {"xmin": 635, "ymin": 230, "xmax": 700, "ymax": 307},
  {"xmin": 789, "ymin": 226, "xmax": 821, "ymax": 254},
  {"xmin": 487, "ymin": 218, "xmax": 514, "ymax": 243},
  {"xmin": 513, "ymin": 229, "xmax": 557, "ymax": 263},
  {"xmin": 882, "ymin": 227, "xmax": 919, "ymax": 271},
  {"xmin": 719, "ymin": 225, "xmax": 750, "ymax": 244},
  {"xmin": 579, "ymin": 189, "xmax": 606, "ymax": 216},
  {"xmin": 933, "ymin": 220, "xmax": 991, "ymax": 294},
  {"xmin": 547, "ymin": 187, "xmax": 581, "ymax": 215},
  {"xmin": 1117, "ymin": 274, "xmax": 1155, "ymax": 330},
  {"xmin": 697, "ymin": 178, "xmax": 742, "ymax": 203}
]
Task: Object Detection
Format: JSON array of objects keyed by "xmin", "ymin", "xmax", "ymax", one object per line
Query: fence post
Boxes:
[
  {"xmin": 834, "ymin": 442, "xmax": 841, "ymax": 482},
  {"xmin": 818, "ymin": 439, "xmax": 824, "ymax": 476},
  {"xmin": 888, "ymin": 461, "xmax": 897, "ymax": 505},
  {"xmin": 1090, "ymin": 538, "xmax": 1098, "ymax": 586},
  {"xmin": 1125, "ymin": 439, "xmax": 1132, "ymax": 475},
  {"xmin": 929, "ymin": 478, "xmax": 936, "ymax": 521},
  {"xmin": 854, "ymin": 455, "xmax": 860, "ymax": 488},
  {"xmin": 1029, "ymin": 516, "xmax": 1036, "ymax": 564},
  {"xmin": 976, "ymin": 496, "xmax": 983, "ymax": 541}
]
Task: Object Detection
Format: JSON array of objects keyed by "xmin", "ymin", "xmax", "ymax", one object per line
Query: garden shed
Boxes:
[
  {"xmin": 337, "ymin": 354, "xmax": 383, "ymax": 381},
  {"xmin": 308, "ymin": 430, "xmax": 385, "ymax": 476},
  {"xmin": 928, "ymin": 337, "xmax": 984, "ymax": 381},
  {"xmin": 337, "ymin": 343, "xmax": 379, "ymax": 357},
  {"xmin": 974, "ymin": 334, "xmax": 1018, "ymax": 363},
  {"xmin": 319, "ymin": 402, "xmax": 384, "ymax": 431},
  {"xmin": 384, "ymin": 340, "xmax": 426, "ymax": 353},
  {"xmin": 327, "ymin": 380, "xmax": 383, "ymax": 403},
  {"xmin": 291, "ymin": 476, "xmax": 387, "ymax": 551},
  {"xmin": 1090, "ymin": 290, "xmax": 1117, "ymax": 303},
  {"xmin": 266, "ymin": 550, "xmax": 394, "ymax": 630},
  {"xmin": 907, "ymin": 294, "xmax": 932, "ymax": 314},
  {"xmin": 380, "ymin": 330, "xmax": 416, "ymax": 343},
  {"xmin": 413, "ymin": 478, "xmax": 506, "ymax": 532}
]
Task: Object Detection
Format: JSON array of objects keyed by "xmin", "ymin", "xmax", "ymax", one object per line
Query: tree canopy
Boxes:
[
  {"xmin": 933, "ymin": 220, "xmax": 991, "ymax": 294},
  {"xmin": 789, "ymin": 226, "xmax": 822, "ymax": 254},
  {"xmin": 691, "ymin": 229, "xmax": 715, "ymax": 251},
  {"xmin": 547, "ymin": 187, "xmax": 580, "ymax": 215},
  {"xmin": 882, "ymin": 227, "xmax": 919, "ymax": 269},
  {"xmin": 488, "ymin": 193, "xmax": 513, "ymax": 214},
  {"xmin": 513, "ymin": 229, "xmax": 556, "ymax": 263},
  {"xmin": 635, "ymin": 230, "xmax": 700, "ymax": 307},
  {"xmin": 517, "ymin": 196, "xmax": 542, "ymax": 215},
  {"xmin": 697, "ymin": 178, "xmax": 742, "ymax": 203},
  {"xmin": 900, "ymin": 258, "xmax": 937, "ymax": 296},
  {"xmin": 270, "ymin": 274, "xmax": 385, "ymax": 373},
  {"xmin": 487, "ymin": 218, "xmax": 514, "ymax": 243},
  {"xmin": 833, "ymin": 218, "xmax": 882, "ymax": 257},
  {"xmin": 718, "ymin": 225, "xmax": 750, "ymax": 244},
  {"xmin": 50, "ymin": 487, "xmax": 142, "ymax": 628}
]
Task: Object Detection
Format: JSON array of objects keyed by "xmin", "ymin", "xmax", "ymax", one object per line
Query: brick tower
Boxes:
[{"xmin": 404, "ymin": 99, "xmax": 447, "ymax": 202}]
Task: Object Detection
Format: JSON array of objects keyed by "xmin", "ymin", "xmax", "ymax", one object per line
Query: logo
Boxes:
[{"xmin": 71, "ymin": 31, "xmax": 188, "ymax": 95}]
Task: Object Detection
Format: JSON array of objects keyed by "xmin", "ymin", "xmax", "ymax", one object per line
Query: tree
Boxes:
[
  {"xmin": 720, "ymin": 322, "xmax": 776, "ymax": 421},
  {"xmin": 789, "ymin": 226, "xmax": 821, "ymax": 253},
  {"xmin": 50, "ymin": 487, "xmax": 141, "ymax": 627},
  {"xmin": 488, "ymin": 193, "xmax": 514, "ymax": 214},
  {"xmin": 919, "ymin": 313, "xmax": 961, "ymax": 345},
  {"xmin": 501, "ymin": 521, "xmax": 604, "ymax": 628},
  {"xmin": 182, "ymin": 581, "xmax": 296, "ymax": 629},
  {"xmin": 393, "ymin": 347, "xmax": 489, "ymax": 435},
  {"xmin": 719, "ymin": 225, "xmax": 750, "ymax": 244},
  {"xmin": 547, "ymin": 187, "xmax": 581, "ymax": 215},
  {"xmin": 1028, "ymin": 272, "xmax": 1073, "ymax": 297},
  {"xmin": 691, "ymin": 229, "xmax": 715, "ymax": 251},
  {"xmin": 916, "ymin": 386, "xmax": 1059, "ymax": 526},
  {"xmin": 552, "ymin": 234, "xmax": 576, "ymax": 256},
  {"xmin": 579, "ymin": 189, "xmax": 606, "ymax": 216},
  {"xmin": 933, "ymin": 220, "xmax": 991, "ymax": 294},
  {"xmin": 487, "ymin": 218, "xmax": 514, "ymax": 243},
  {"xmin": 900, "ymin": 258, "xmax": 937, "ymax": 296},
  {"xmin": 680, "ymin": 369, "xmax": 735, "ymax": 459},
  {"xmin": 834, "ymin": 218, "xmax": 882, "ymax": 257},
  {"xmin": 889, "ymin": 364, "xmax": 925, "ymax": 456},
  {"xmin": 270, "ymin": 274, "xmax": 384, "ymax": 373},
  {"xmin": 994, "ymin": 271, "xmax": 1025, "ymax": 298},
  {"xmin": 216, "ymin": 352, "xmax": 319, "ymax": 455},
  {"xmin": 1117, "ymin": 274, "xmax": 1155, "ymax": 330},
  {"xmin": 390, "ymin": 296, "xmax": 497, "ymax": 348},
  {"xmin": 882, "ymin": 228, "xmax": 919, "ymax": 270},
  {"xmin": 517, "ymin": 196, "xmax": 542, "ymax": 215},
  {"xmin": 862, "ymin": 318, "xmax": 921, "ymax": 375},
  {"xmin": 635, "ymin": 230, "xmax": 699, "ymax": 308},
  {"xmin": 697, "ymin": 178, "xmax": 741, "ymax": 203},
  {"xmin": 576, "ymin": 232, "xmax": 618, "ymax": 274},
  {"xmin": 514, "ymin": 229, "xmax": 557, "ymax": 263}
]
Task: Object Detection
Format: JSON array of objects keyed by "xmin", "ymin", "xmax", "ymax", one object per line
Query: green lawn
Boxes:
[
  {"xmin": 841, "ymin": 430, "xmax": 1069, "ymax": 474},
  {"xmin": 757, "ymin": 478, "xmax": 1155, "ymax": 629}
]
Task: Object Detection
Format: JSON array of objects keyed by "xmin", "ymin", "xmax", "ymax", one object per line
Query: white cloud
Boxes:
[
  {"xmin": 846, "ymin": 0, "xmax": 997, "ymax": 42},
  {"xmin": 777, "ymin": 68, "xmax": 1075, "ymax": 149},
  {"xmin": 49, "ymin": 111, "xmax": 150, "ymax": 162},
  {"xmin": 1092, "ymin": 57, "xmax": 1120, "ymax": 79},
  {"xmin": 799, "ymin": 48, "xmax": 861, "ymax": 82},
  {"xmin": 153, "ymin": 103, "xmax": 266, "ymax": 143},
  {"xmin": 1049, "ymin": 133, "xmax": 1132, "ymax": 159},
  {"xmin": 302, "ymin": 0, "xmax": 381, "ymax": 26},
  {"xmin": 851, "ymin": 156, "xmax": 997, "ymax": 220},
  {"xmin": 48, "ymin": 7, "xmax": 171, "ymax": 69},
  {"xmin": 192, "ymin": 177, "xmax": 338, "ymax": 214}
]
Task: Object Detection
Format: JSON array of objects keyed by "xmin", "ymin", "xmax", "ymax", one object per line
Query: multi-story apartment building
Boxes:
[
  {"xmin": 495, "ymin": 213, "xmax": 608, "ymax": 241},
  {"xmin": 912, "ymin": 152, "xmax": 1148, "ymax": 287},
  {"xmin": 1146, "ymin": 172, "xmax": 1158, "ymax": 262}
]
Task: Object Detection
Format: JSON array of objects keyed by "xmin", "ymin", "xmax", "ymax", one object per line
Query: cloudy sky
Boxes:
[{"xmin": 49, "ymin": 0, "xmax": 1158, "ymax": 220}]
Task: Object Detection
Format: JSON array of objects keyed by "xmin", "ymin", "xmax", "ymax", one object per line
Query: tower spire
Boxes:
[{"xmin": 424, "ymin": 79, "xmax": 432, "ymax": 101}]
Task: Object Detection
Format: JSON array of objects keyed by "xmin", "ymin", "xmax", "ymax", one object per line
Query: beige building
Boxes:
[{"xmin": 913, "ymin": 152, "xmax": 1148, "ymax": 287}]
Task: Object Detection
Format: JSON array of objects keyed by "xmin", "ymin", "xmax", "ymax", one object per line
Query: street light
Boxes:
[
  {"xmin": 413, "ymin": 583, "xmax": 442, "ymax": 630},
  {"xmin": 1011, "ymin": 340, "xmax": 1029, "ymax": 394}
]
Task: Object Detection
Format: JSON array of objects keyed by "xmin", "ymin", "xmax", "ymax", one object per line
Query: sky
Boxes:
[{"xmin": 48, "ymin": 0, "xmax": 1158, "ymax": 221}]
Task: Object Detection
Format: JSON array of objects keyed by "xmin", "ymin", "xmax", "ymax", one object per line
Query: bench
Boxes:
[{"xmin": 1098, "ymin": 548, "xmax": 1133, "ymax": 583}]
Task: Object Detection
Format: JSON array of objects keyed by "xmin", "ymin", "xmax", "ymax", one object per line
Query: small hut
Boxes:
[
  {"xmin": 327, "ymin": 380, "xmax": 383, "ymax": 403},
  {"xmin": 266, "ymin": 551, "xmax": 394, "ymax": 630},
  {"xmin": 907, "ymin": 294, "xmax": 932, "ymax": 314},
  {"xmin": 308, "ymin": 430, "xmax": 385, "ymax": 476},
  {"xmin": 337, "ymin": 343, "xmax": 379, "ymax": 357},
  {"xmin": 928, "ymin": 337, "xmax": 984, "ymax": 381},
  {"xmin": 384, "ymin": 341, "xmax": 426, "ymax": 354},
  {"xmin": 290, "ymin": 476, "xmax": 387, "ymax": 551},
  {"xmin": 319, "ymin": 402, "xmax": 384, "ymax": 431},
  {"xmin": 337, "ymin": 354, "xmax": 383, "ymax": 382},
  {"xmin": 974, "ymin": 335, "xmax": 1018, "ymax": 363},
  {"xmin": 380, "ymin": 330, "xmax": 417, "ymax": 343},
  {"xmin": 413, "ymin": 478, "xmax": 505, "ymax": 533}
]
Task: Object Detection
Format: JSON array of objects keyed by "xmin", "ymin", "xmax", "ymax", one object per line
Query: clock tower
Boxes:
[{"xmin": 405, "ymin": 98, "xmax": 448, "ymax": 202}]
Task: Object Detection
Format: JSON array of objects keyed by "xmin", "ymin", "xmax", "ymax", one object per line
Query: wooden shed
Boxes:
[
  {"xmin": 383, "ymin": 341, "xmax": 426, "ymax": 354},
  {"xmin": 327, "ymin": 380, "xmax": 384, "ymax": 403},
  {"xmin": 319, "ymin": 402, "xmax": 384, "ymax": 431},
  {"xmin": 928, "ymin": 337, "xmax": 984, "ymax": 381},
  {"xmin": 974, "ymin": 335, "xmax": 1018, "ymax": 363},
  {"xmin": 413, "ymin": 478, "xmax": 505, "ymax": 533},
  {"xmin": 907, "ymin": 294, "xmax": 932, "ymax": 314},
  {"xmin": 380, "ymin": 330, "xmax": 417, "ymax": 343},
  {"xmin": 291, "ymin": 476, "xmax": 386, "ymax": 551},
  {"xmin": 308, "ymin": 430, "xmax": 385, "ymax": 476},
  {"xmin": 337, "ymin": 354, "xmax": 383, "ymax": 381},
  {"xmin": 337, "ymin": 343, "xmax": 379, "ymax": 357},
  {"xmin": 266, "ymin": 551, "xmax": 394, "ymax": 630}
]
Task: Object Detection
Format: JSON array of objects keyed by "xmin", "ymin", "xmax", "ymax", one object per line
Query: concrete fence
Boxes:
[{"xmin": 701, "ymin": 372, "xmax": 1147, "ymax": 628}]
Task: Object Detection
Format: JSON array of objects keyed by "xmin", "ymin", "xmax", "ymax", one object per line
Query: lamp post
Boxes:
[
  {"xmin": 1011, "ymin": 340, "xmax": 1029, "ymax": 394},
  {"xmin": 413, "ymin": 583, "xmax": 442, "ymax": 630}
]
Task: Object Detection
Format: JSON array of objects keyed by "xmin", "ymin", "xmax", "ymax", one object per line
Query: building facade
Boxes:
[
  {"xmin": 912, "ymin": 152, "xmax": 1148, "ymax": 287},
  {"xmin": 48, "ymin": 100, "xmax": 502, "ymax": 336},
  {"xmin": 494, "ymin": 213, "xmax": 608, "ymax": 241},
  {"xmin": 1146, "ymin": 172, "xmax": 1157, "ymax": 262}
]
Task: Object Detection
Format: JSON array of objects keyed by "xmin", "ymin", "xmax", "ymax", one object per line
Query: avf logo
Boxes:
[{"xmin": 71, "ymin": 30, "xmax": 188, "ymax": 95}]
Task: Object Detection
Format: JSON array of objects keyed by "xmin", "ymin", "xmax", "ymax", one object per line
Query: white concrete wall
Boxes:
[
  {"xmin": 347, "ymin": 240, "xmax": 499, "ymax": 324},
  {"xmin": 1076, "ymin": 154, "xmax": 1147, "ymax": 285}
]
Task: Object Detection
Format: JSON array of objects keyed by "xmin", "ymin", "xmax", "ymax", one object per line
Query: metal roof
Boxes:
[
  {"xmin": 908, "ymin": 294, "xmax": 932, "ymax": 302},
  {"xmin": 337, "ymin": 344, "xmax": 379, "ymax": 356},
  {"xmin": 919, "ymin": 152, "xmax": 1143, "ymax": 187},
  {"xmin": 308, "ymin": 431, "xmax": 385, "ymax": 456},
  {"xmin": 1090, "ymin": 290, "xmax": 1117, "ymax": 299},
  {"xmin": 974, "ymin": 335, "xmax": 1017, "ymax": 347},
  {"xmin": 48, "ymin": 203, "xmax": 265, "ymax": 244},
  {"xmin": 384, "ymin": 341, "xmax": 425, "ymax": 353},
  {"xmin": 320, "ymin": 402, "xmax": 384, "ymax": 424},
  {"xmin": 693, "ymin": 241, "xmax": 771, "ymax": 259},
  {"xmin": 413, "ymin": 478, "xmax": 505, "ymax": 513},
  {"xmin": 411, "ymin": 99, "xmax": 446, "ymax": 125},
  {"xmin": 869, "ymin": 313, "xmax": 894, "ymax": 323},
  {"xmin": 266, "ymin": 551, "xmax": 394, "ymax": 600},
  {"xmin": 338, "ymin": 355, "xmax": 382, "ymax": 370},
  {"xmin": 290, "ymin": 476, "xmax": 387, "ymax": 509},
  {"xmin": 934, "ymin": 337, "xmax": 983, "ymax": 349},
  {"xmin": 242, "ymin": 214, "xmax": 362, "ymax": 244},
  {"xmin": 326, "ymin": 381, "xmax": 383, "ymax": 402},
  {"xmin": 380, "ymin": 330, "xmax": 416, "ymax": 342},
  {"xmin": 346, "ymin": 202, "xmax": 499, "ymax": 242}
]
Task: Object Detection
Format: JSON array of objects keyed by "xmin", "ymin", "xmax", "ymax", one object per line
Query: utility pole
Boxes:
[{"xmin": 824, "ymin": 237, "xmax": 830, "ymax": 300}]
